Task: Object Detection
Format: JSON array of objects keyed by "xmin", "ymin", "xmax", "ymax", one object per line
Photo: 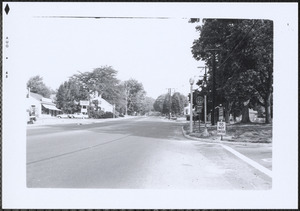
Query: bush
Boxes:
[
  {"xmin": 88, "ymin": 110, "xmax": 105, "ymax": 119},
  {"xmin": 102, "ymin": 112, "xmax": 113, "ymax": 118}
]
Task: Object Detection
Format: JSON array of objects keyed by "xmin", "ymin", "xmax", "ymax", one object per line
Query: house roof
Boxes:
[
  {"xmin": 29, "ymin": 92, "xmax": 56, "ymax": 106},
  {"xmin": 91, "ymin": 96, "xmax": 113, "ymax": 107},
  {"xmin": 29, "ymin": 92, "xmax": 43, "ymax": 101}
]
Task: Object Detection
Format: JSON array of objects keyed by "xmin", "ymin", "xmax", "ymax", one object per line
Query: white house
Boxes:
[
  {"xmin": 90, "ymin": 91, "xmax": 114, "ymax": 113},
  {"xmin": 26, "ymin": 89, "xmax": 61, "ymax": 118}
]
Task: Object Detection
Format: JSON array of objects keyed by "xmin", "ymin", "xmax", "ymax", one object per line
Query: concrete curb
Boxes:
[{"xmin": 181, "ymin": 126, "xmax": 272, "ymax": 146}]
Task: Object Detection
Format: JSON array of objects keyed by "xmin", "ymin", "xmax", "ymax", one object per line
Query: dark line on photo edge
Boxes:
[{"xmin": 34, "ymin": 16, "xmax": 175, "ymax": 19}]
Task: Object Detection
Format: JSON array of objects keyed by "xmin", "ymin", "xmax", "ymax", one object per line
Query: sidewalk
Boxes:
[{"xmin": 27, "ymin": 115, "xmax": 139, "ymax": 127}]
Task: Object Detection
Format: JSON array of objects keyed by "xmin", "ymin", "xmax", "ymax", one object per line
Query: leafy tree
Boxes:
[
  {"xmin": 71, "ymin": 66, "xmax": 126, "ymax": 114},
  {"xmin": 123, "ymin": 79, "xmax": 146, "ymax": 115},
  {"xmin": 56, "ymin": 79, "xmax": 89, "ymax": 114},
  {"xmin": 72, "ymin": 66, "xmax": 119, "ymax": 98},
  {"xmin": 153, "ymin": 94, "xmax": 167, "ymax": 113},
  {"xmin": 191, "ymin": 19, "xmax": 273, "ymax": 123},
  {"xmin": 154, "ymin": 92, "xmax": 187, "ymax": 115},
  {"xmin": 27, "ymin": 75, "xmax": 52, "ymax": 98},
  {"xmin": 162, "ymin": 93, "xmax": 171, "ymax": 115},
  {"xmin": 141, "ymin": 96, "xmax": 155, "ymax": 115},
  {"xmin": 172, "ymin": 92, "xmax": 188, "ymax": 115}
]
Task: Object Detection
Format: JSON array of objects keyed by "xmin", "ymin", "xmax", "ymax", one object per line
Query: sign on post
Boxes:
[
  {"xmin": 217, "ymin": 121, "xmax": 226, "ymax": 135},
  {"xmin": 196, "ymin": 105, "xmax": 202, "ymax": 113},
  {"xmin": 80, "ymin": 100, "xmax": 89, "ymax": 106},
  {"xmin": 219, "ymin": 106, "xmax": 224, "ymax": 121},
  {"xmin": 196, "ymin": 96, "xmax": 204, "ymax": 106}
]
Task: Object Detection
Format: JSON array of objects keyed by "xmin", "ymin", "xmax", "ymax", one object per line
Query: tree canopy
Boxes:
[
  {"xmin": 153, "ymin": 92, "xmax": 187, "ymax": 115},
  {"xmin": 191, "ymin": 19, "xmax": 273, "ymax": 123},
  {"xmin": 55, "ymin": 67, "xmax": 151, "ymax": 116},
  {"xmin": 27, "ymin": 75, "xmax": 52, "ymax": 98},
  {"xmin": 123, "ymin": 79, "xmax": 147, "ymax": 115}
]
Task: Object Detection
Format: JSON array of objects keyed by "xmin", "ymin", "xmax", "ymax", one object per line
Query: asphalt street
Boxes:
[{"xmin": 27, "ymin": 116, "xmax": 272, "ymax": 189}]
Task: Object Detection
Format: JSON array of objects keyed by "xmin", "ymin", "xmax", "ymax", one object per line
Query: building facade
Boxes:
[
  {"xmin": 26, "ymin": 91, "xmax": 61, "ymax": 118},
  {"xmin": 90, "ymin": 92, "xmax": 114, "ymax": 113}
]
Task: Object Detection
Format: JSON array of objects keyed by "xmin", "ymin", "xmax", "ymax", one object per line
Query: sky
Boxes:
[{"xmin": 7, "ymin": 3, "xmax": 205, "ymax": 99}]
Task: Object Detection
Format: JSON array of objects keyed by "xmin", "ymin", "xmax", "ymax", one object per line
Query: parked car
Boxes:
[
  {"xmin": 57, "ymin": 114, "xmax": 71, "ymax": 118},
  {"xmin": 71, "ymin": 113, "xmax": 89, "ymax": 119},
  {"xmin": 27, "ymin": 115, "xmax": 36, "ymax": 124}
]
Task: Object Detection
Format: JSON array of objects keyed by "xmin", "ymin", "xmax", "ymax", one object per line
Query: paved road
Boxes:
[{"xmin": 27, "ymin": 116, "xmax": 272, "ymax": 189}]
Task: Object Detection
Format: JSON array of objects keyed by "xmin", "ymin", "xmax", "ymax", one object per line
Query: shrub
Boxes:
[
  {"xmin": 102, "ymin": 112, "xmax": 113, "ymax": 118},
  {"xmin": 88, "ymin": 110, "xmax": 105, "ymax": 119}
]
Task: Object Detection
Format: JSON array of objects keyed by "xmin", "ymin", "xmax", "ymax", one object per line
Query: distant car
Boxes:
[
  {"xmin": 57, "ymin": 114, "xmax": 71, "ymax": 118},
  {"xmin": 71, "ymin": 113, "xmax": 88, "ymax": 119}
]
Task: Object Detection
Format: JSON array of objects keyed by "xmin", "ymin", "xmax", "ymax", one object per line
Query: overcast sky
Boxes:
[{"xmin": 7, "ymin": 3, "xmax": 206, "ymax": 99}]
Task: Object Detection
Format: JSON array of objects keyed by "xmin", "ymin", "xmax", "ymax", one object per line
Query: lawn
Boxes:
[{"xmin": 183, "ymin": 122, "xmax": 272, "ymax": 143}]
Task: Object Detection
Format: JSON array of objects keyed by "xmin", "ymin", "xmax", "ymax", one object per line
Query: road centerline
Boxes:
[{"xmin": 27, "ymin": 134, "xmax": 132, "ymax": 165}]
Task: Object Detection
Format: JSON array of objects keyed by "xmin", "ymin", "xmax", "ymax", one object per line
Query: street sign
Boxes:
[
  {"xmin": 217, "ymin": 121, "xmax": 226, "ymax": 135},
  {"xmin": 196, "ymin": 106, "xmax": 202, "ymax": 114},
  {"xmin": 80, "ymin": 100, "xmax": 89, "ymax": 106},
  {"xmin": 196, "ymin": 96, "xmax": 204, "ymax": 105}
]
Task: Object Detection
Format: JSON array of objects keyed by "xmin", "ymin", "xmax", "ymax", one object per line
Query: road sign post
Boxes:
[
  {"xmin": 197, "ymin": 106, "xmax": 202, "ymax": 132},
  {"xmin": 219, "ymin": 106, "xmax": 224, "ymax": 121},
  {"xmin": 217, "ymin": 121, "xmax": 226, "ymax": 140},
  {"xmin": 196, "ymin": 96, "xmax": 203, "ymax": 133}
]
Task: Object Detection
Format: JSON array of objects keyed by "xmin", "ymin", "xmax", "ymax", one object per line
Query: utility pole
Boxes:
[
  {"xmin": 212, "ymin": 52, "xmax": 216, "ymax": 125},
  {"xmin": 197, "ymin": 66, "xmax": 209, "ymax": 136},
  {"xmin": 189, "ymin": 78, "xmax": 195, "ymax": 133},
  {"xmin": 124, "ymin": 82, "xmax": 128, "ymax": 116},
  {"xmin": 205, "ymin": 48, "xmax": 219, "ymax": 126},
  {"xmin": 166, "ymin": 88, "xmax": 175, "ymax": 119}
]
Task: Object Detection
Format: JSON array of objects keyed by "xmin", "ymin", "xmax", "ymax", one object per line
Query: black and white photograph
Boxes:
[{"xmin": 2, "ymin": 2, "xmax": 298, "ymax": 209}]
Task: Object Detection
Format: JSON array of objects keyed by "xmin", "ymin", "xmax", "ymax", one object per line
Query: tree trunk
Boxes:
[
  {"xmin": 241, "ymin": 100, "xmax": 251, "ymax": 123},
  {"xmin": 265, "ymin": 93, "xmax": 272, "ymax": 124},
  {"xmin": 225, "ymin": 101, "xmax": 232, "ymax": 123}
]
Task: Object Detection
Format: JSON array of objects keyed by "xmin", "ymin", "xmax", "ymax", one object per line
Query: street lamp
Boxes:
[{"xmin": 189, "ymin": 77, "xmax": 194, "ymax": 134}]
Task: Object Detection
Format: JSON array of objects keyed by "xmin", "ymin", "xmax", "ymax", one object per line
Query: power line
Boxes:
[{"xmin": 218, "ymin": 20, "xmax": 259, "ymax": 69}]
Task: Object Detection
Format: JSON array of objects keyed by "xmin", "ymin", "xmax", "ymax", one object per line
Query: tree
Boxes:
[
  {"xmin": 27, "ymin": 75, "xmax": 52, "ymax": 98},
  {"xmin": 123, "ymin": 79, "xmax": 146, "ymax": 115},
  {"xmin": 172, "ymin": 92, "xmax": 188, "ymax": 115},
  {"xmin": 162, "ymin": 93, "xmax": 171, "ymax": 115},
  {"xmin": 141, "ymin": 96, "xmax": 155, "ymax": 115},
  {"xmin": 56, "ymin": 79, "xmax": 89, "ymax": 114},
  {"xmin": 71, "ymin": 66, "xmax": 127, "ymax": 114},
  {"xmin": 191, "ymin": 19, "xmax": 273, "ymax": 123},
  {"xmin": 154, "ymin": 92, "xmax": 187, "ymax": 116},
  {"xmin": 153, "ymin": 94, "xmax": 167, "ymax": 113}
]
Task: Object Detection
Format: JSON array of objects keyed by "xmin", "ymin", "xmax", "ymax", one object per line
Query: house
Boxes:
[
  {"xmin": 90, "ymin": 91, "xmax": 114, "ymax": 113},
  {"xmin": 26, "ymin": 89, "xmax": 61, "ymax": 118}
]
